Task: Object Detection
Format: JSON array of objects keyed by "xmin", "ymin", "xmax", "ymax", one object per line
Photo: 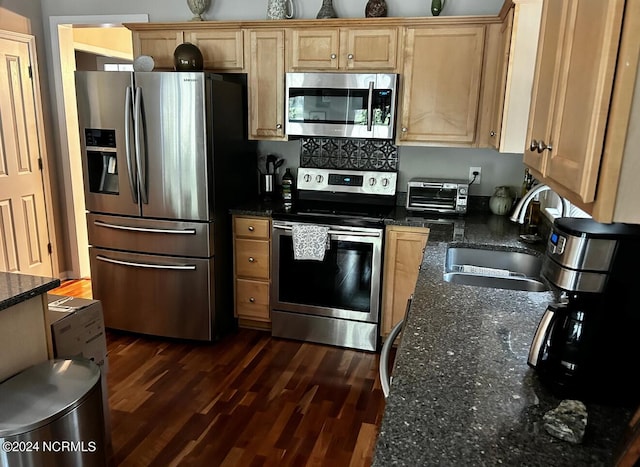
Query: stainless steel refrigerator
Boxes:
[{"xmin": 75, "ymin": 71, "xmax": 256, "ymax": 341}]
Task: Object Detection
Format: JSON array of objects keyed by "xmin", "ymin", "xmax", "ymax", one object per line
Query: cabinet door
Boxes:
[
  {"xmin": 381, "ymin": 226, "xmax": 429, "ymax": 337},
  {"xmin": 288, "ymin": 29, "xmax": 340, "ymax": 70},
  {"xmin": 524, "ymin": 1, "xmax": 572, "ymax": 176},
  {"xmin": 132, "ymin": 30, "xmax": 183, "ymax": 70},
  {"xmin": 399, "ymin": 26, "xmax": 485, "ymax": 145},
  {"xmin": 340, "ymin": 28, "xmax": 398, "ymax": 71},
  {"xmin": 247, "ymin": 29, "xmax": 286, "ymax": 140},
  {"xmin": 184, "ymin": 29, "xmax": 244, "ymax": 71},
  {"xmin": 544, "ymin": 0, "xmax": 624, "ymax": 203},
  {"xmin": 487, "ymin": 10, "xmax": 513, "ymax": 150}
]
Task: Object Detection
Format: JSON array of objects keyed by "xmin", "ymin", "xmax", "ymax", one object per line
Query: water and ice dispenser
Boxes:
[{"xmin": 85, "ymin": 129, "xmax": 118, "ymax": 195}]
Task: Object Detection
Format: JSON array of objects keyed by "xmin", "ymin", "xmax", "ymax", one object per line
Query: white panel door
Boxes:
[{"xmin": 0, "ymin": 37, "xmax": 52, "ymax": 277}]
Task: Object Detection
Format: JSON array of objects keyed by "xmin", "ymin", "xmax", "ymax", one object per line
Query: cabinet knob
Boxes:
[
  {"xmin": 249, "ymin": 297, "xmax": 255, "ymax": 303},
  {"xmin": 276, "ymin": 123, "xmax": 282, "ymax": 130},
  {"xmin": 401, "ymin": 127, "xmax": 408, "ymax": 132},
  {"xmin": 537, "ymin": 140, "xmax": 553, "ymax": 153},
  {"xmin": 248, "ymin": 226, "xmax": 255, "ymax": 232},
  {"xmin": 248, "ymin": 257, "xmax": 255, "ymax": 263},
  {"xmin": 490, "ymin": 131, "xmax": 496, "ymax": 137},
  {"xmin": 330, "ymin": 53, "xmax": 337, "ymax": 59},
  {"xmin": 347, "ymin": 53, "xmax": 354, "ymax": 60},
  {"xmin": 529, "ymin": 140, "xmax": 540, "ymax": 152}
]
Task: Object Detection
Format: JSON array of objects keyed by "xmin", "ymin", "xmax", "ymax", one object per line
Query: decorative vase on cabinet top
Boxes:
[
  {"xmin": 489, "ymin": 186, "xmax": 514, "ymax": 216},
  {"xmin": 316, "ymin": 0, "xmax": 337, "ymax": 19},
  {"xmin": 174, "ymin": 43, "xmax": 204, "ymax": 71},
  {"xmin": 430, "ymin": 0, "xmax": 445, "ymax": 16},
  {"xmin": 267, "ymin": 0, "xmax": 294, "ymax": 19},
  {"xmin": 186, "ymin": 0, "xmax": 210, "ymax": 20},
  {"xmin": 365, "ymin": 0, "xmax": 387, "ymax": 17}
]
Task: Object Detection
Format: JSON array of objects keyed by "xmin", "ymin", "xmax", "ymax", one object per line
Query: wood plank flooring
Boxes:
[{"xmin": 49, "ymin": 280, "xmax": 388, "ymax": 466}]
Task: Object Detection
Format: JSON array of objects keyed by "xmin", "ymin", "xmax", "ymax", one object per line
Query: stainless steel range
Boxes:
[{"xmin": 271, "ymin": 168, "xmax": 397, "ymax": 351}]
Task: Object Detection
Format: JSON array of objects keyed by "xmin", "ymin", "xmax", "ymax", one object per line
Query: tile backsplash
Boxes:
[{"xmin": 300, "ymin": 137, "xmax": 398, "ymax": 171}]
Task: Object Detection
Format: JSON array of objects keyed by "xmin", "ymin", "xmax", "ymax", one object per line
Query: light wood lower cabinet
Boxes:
[
  {"xmin": 233, "ymin": 215, "xmax": 271, "ymax": 328},
  {"xmin": 381, "ymin": 226, "xmax": 429, "ymax": 338}
]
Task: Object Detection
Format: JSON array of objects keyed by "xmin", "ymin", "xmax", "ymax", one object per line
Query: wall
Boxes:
[{"xmin": 40, "ymin": 0, "xmax": 505, "ymax": 22}]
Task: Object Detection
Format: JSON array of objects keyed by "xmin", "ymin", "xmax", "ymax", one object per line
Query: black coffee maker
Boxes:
[{"xmin": 528, "ymin": 217, "xmax": 640, "ymax": 405}]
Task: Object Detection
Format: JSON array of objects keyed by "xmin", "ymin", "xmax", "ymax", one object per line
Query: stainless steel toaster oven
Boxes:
[{"xmin": 406, "ymin": 178, "xmax": 468, "ymax": 214}]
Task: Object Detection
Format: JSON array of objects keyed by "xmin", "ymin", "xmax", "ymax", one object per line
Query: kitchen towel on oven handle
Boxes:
[{"xmin": 292, "ymin": 224, "xmax": 330, "ymax": 261}]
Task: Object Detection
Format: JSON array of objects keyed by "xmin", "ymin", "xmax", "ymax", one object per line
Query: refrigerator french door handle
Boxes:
[
  {"xmin": 124, "ymin": 86, "xmax": 138, "ymax": 204},
  {"xmin": 366, "ymin": 81, "xmax": 374, "ymax": 132},
  {"xmin": 93, "ymin": 220, "xmax": 197, "ymax": 235},
  {"xmin": 96, "ymin": 255, "xmax": 196, "ymax": 271},
  {"xmin": 133, "ymin": 86, "xmax": 148, "ymax": 204}
]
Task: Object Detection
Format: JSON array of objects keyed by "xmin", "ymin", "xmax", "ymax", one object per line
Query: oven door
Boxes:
[
  {"xmin": 271, "ymin": 220, "xmax": 383, "ymax": 324},
  {"xmin": 285, "ymin": 72, "xmax": 398, "ymax": 139}
]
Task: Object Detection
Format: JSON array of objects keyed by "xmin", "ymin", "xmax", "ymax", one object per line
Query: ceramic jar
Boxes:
[
  {"xmin": 431, "ymin": 0, "xmax": 445, "ymax": 16},
  {"xmin": 316, "ymin": 0, "xmax": 337, "ymax": 19},
  {"xmin": 186, "ymin": 0, "xmax": 210, "ymax": 20},
  {"xmin": 267, "ymin": 0, "xmax": 294, "ymax": 19},
  {"xmin": 489, "ymin": 186, "xmax": 514, "ymax": 216},
  {"xmin": 365, "ymin": 0, "xmax": 387, "ymax": 18}
]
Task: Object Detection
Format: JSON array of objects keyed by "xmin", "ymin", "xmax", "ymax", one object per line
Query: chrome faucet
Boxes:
[{"xmin": 510, "ymin": 183, "xmax": 571, "ymax": 224}]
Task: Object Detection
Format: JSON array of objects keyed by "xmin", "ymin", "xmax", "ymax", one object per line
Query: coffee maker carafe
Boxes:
[{"xmin": 528, "ymin": 218, "xmax": 640, "ymax": 405}]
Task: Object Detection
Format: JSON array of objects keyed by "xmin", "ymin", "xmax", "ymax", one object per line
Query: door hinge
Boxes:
[
  {"xmin": 28, "ymin": 65, "xmax": 33, "ymax": 79},
  {"xmin": 38, "ymin": 158, "xmax": 43, "ymax": 170},
  {"xmin": 47, "ymin": 243, "xmax": 52, "ymax": 254}
]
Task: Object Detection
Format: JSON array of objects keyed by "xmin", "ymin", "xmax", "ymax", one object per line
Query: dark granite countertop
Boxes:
[
  {"xmin": 0, "ymin": 272, "xmax": 60, "ymax": 312},
  {"xmin": 373, "ymin": 213, "xmax": 632, "ymax": 467},
  {"xmin": 230, "ymin": 199, "xmax": 633, "ymax": 464}
]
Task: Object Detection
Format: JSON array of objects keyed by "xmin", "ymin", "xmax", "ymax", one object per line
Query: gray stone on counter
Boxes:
[
  {"xmin": 373, "ymin": 214, "xmax": 632, "ymax": 467},
  {"xmin": 0, "ymin": 272, "xmax": 60, "ymax": 311},
  {"xmin": 543, "ymin": 400, "xmax": 588, "ymax": 444}
]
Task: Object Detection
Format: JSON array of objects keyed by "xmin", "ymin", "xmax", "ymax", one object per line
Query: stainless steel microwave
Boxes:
[
  {"xmin": 406, "ymin": 178, "xmax": 469, "ymax": 215},
  {"xmin": 285, "ymin": 72, "xmax": 398, "ymax": 139}
]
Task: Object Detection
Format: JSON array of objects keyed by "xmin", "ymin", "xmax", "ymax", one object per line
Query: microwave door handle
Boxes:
[
  {"xmin": 124, "ymin": 86, "xmax": 138, "ymax": 204},
  {"xmin": 133, "ymin": 86, "xmax": 148, "ymax": 204},
  {"xmin": 366, "ymin": 81, "xmax": 374, "ymax": 131}
]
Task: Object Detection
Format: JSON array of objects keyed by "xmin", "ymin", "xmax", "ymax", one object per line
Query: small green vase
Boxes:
[{"xmin": 431, "ymin": 0, "xmax": 445, "ymax": 16}]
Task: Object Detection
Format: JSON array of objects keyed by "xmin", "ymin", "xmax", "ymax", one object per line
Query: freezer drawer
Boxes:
[
  {"xmin": 89, "ymin": 248, "xmax": 215, "ymax": 341},
  {"xmin": 87, "ymin": 213, "xmax": 214, "ymax": 257}
]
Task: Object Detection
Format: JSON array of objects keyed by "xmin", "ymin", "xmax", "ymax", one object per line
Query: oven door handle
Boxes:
[{"xmin": 273, "ymin": 224, "xmax": 381, "ymax": 238}]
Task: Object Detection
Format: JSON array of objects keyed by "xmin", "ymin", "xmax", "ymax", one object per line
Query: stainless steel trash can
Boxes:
[{"xmin": 0, "ymin": 359, "xmax": 106, "ymax": 467}]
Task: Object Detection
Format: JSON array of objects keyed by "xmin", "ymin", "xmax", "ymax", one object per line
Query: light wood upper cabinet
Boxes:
[
  {"xmin": 247, "ymin": 29, "xmax": 286, "ymax": 140},
  {"xmin": 288, "ymin": 28, "xmax": 398, "ymax": 71},
  {"xmin": 524, "ymin": 0, "xmax": 624, "ymax": 204},
  {"xmin": 132, "ymin": 30, "xmax": 183, "ymax": 69},
  {"xmin": 381, "ymin": 226, "xmax": 429, "ymax": 338},
  {"xmin": 398, "ymin": 26, "xmax": 485, "ymax": 145},
  {"xmin": 184, "ymin": 29, "xmax": 244, "ymax": 71}
]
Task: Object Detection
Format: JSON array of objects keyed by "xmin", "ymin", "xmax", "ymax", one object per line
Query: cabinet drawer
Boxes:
[
  {"xmin": 234, "ymin": 217, "xmax": 270, "ymax": 239},
  {"xmin": 236, "ymin": 279, "xmax": 270, "ymax": 321},
  {"xmin": 235, "ymin": 239, "xmax": 269, "ymax": 279}
]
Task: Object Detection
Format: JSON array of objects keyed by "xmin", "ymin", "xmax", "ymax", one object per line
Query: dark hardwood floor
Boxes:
[{"xmin": 50, "ymin": 280, "xmax": 388, "ymax": 466}]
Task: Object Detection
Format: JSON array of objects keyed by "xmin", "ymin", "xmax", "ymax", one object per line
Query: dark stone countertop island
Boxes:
[
  {"xmin": 0, "ymin": 271, "xmax": 60, "ymax": 312},
  {"xmin": 373, "ymin": 212, "xmax": 632, "ymax": 466}
]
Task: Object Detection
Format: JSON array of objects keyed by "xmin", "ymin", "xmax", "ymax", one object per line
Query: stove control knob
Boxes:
[
  {"xmin": 381, "ymin": 178, "xmax": 389, "ymax": 187},
  {"xmin": 369, "ymin": 177, "xmax": 377, "ymax": 186},
  {"xmin": 316, "ymin": 175, "xmax": 324, "ymax": 183},
  {"xmin": 303, "ymin": 174, "xmax": 312, "ymax": 183}
]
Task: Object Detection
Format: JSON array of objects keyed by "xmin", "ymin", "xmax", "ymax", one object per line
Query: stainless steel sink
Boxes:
[{"xmin": 443, "ymin": 246, "xmax": 548, "ymax": 292}]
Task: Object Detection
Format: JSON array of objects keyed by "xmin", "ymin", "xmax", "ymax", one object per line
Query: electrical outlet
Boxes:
[{"xmin": 469, "ymin": 167, "xmax": 482, "ymax": 184}]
